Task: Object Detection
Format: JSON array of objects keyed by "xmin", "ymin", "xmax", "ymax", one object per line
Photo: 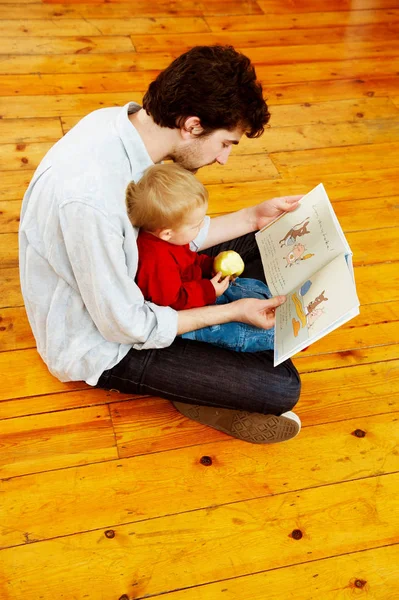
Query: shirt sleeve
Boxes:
[
  {"xmin": 189, "ymin": 215, "xmax": 210, "ymax": 251},
  {"xmin": 59, "ymin": 200, "xmax": 178, "ymax": 348},
  {"xmin": 138, "ymin": 251, "xmax": 216, "ymax": 310},
  {"xmin": 194, "ymin": 252, "xmax": 215, "ymax": 278}
]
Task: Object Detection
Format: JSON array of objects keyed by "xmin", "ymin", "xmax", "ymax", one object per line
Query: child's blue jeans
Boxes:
[{"xmin": 181, "ymin": 277, "xmax": 274, "ymax": 352}]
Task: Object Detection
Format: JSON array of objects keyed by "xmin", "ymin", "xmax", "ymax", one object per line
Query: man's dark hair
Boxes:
[{"xmin": 142, "ymin": 45, "xmax": 270, "ymax": 138}]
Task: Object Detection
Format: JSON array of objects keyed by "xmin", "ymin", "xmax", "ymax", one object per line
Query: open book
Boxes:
[{"xmin": 255, "ymin": 183, "xmax": 360, "ymax": 366}]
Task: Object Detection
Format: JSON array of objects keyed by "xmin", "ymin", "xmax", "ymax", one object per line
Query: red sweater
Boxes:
[{"xmin": 136, "ymin": 230, "xmax": 216, "ymax": 310}]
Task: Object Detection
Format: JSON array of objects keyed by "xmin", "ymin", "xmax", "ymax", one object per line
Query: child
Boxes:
[{"xmin": 126, "ymin": 163, "xmax": 275, "ymax": 352}]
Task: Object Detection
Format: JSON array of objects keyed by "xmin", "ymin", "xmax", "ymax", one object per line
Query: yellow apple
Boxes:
[{"xmin": 213, "ymin": 251, "xmax": 245, "ymax": 278}]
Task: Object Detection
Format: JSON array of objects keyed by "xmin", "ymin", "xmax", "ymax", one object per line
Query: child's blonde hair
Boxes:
[{"xmin": 126, "ymin": 163, "xmax": 208, "ymax": 231}]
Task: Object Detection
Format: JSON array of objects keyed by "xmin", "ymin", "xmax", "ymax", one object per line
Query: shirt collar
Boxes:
[{"xmin": 115, "ymin": 102, "xmax": 154, "ymax": 181}]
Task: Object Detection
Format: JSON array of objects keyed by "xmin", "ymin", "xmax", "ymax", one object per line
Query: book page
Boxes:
[
  {"xmin": 274, "ymin": 253, "xmax": 359, "ymax": 366},
  {"xmin": 255, "ymin": 183, "xmax": 349, "ymax": 295}
]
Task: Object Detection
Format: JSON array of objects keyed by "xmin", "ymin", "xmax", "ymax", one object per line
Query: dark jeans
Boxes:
[{"xmin": 96, "ymin": 232, "xmax": 301, "ymax": 415}]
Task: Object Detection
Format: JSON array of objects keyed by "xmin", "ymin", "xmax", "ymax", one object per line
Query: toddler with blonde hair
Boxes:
[{"xmin": 127, "ymin": 163, "xmax": 274, "ymax": 352}]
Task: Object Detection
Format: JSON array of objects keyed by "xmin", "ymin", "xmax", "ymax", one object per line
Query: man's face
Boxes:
[{"xmin": 172, "ymin": 128, "xmax": 243, "ymax": 172}]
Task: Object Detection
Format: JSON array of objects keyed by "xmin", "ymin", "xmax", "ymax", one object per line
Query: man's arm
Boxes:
[
  {"xmin": 200, "ymin": 196, "xmax": 303, "ymax": 250},
  {"xmin": 201, "ymin": 208, "xmax": 256, "ymax": 250},
  {"xmin": 177, "ymin": 295, "xmax": 286, "ymax": 335},
  {"xmin": 60, "ymin": 201, "xmax": 177, "ymax": 348}
]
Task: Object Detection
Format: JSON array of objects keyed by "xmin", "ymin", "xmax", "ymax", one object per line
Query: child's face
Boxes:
[{"xmin": 168, "ymin": 204, "xmax": 208, "ymax": 245}]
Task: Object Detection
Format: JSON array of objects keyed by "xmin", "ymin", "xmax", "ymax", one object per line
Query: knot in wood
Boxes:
[
  {"xmin": 119, "ymin": 595, "xmax": 129, "ymax": 600},
  {"xmin": 104, "ymin": 529, "xmax": 115, "ymax": 538},
  {"xmin": 354, "ymin": 579, "xmax": 366, "ymax": 588},
  {"xmin": 352, "ymin": 429, "xmax": 366, "ymax": 438},
  {"xmin": 291, "ymin": 529, "xmax": 303, "ymax": 540},
  {"xmin": 200, "ymin": 456, "xmax": 212, "ymax": 466}
]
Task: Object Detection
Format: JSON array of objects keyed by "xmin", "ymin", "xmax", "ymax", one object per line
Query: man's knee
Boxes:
[
  {"xmin": 282, "ymin": 363, "xmax": 301, "ymax": 411},
  {"xmin": 256, "ymin": 359, "xmax": 301, "ymax": 414}
]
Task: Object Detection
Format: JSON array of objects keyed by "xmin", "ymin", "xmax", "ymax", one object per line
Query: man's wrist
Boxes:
[
  {"xmin": 176, "ymin": 301, "xmax": 239, "ymax": 335},
  {"xmin": 243, "ymin": 205, "xmax": 259, "ymax": 232}
]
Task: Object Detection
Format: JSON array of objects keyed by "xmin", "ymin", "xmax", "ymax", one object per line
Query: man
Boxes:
[{"xmin": 19, "ymin": 46, "xmax": 302, "ymax": 444}]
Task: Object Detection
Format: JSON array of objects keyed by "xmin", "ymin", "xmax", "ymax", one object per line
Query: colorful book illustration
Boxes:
[{"xmin": 255, "ymin": 183, "xmax": 360, "ymax": 366}]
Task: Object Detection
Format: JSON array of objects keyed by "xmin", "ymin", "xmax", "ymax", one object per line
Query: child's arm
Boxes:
[{"xmin": 137, "ymin": 254, "xmax": 217, "ymax": 311}]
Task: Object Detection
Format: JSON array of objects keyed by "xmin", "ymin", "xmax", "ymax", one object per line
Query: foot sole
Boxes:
[{"xmin": 173, "ymin": 403, "xmax": 301, "ymax": 444}]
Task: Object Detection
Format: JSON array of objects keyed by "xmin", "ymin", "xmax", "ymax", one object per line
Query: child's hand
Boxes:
[{"xmin": 210, "ymin": 272, "xmax": 230, "ymax": 297}]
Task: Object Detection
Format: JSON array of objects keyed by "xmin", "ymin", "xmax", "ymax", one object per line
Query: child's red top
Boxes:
[{"xmin": 136, "ymin": 230, "xmax": 216, "ymax": 310}]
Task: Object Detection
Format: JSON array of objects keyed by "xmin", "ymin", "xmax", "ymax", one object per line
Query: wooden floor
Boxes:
[{"xmin": 1, "ymin": 0, "xmax": 399, "ymax": 598}]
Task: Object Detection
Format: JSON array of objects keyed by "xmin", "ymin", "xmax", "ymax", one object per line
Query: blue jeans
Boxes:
[{"xmin": 181, "ymin": 278, "xmax": 274, "ymax": 352}]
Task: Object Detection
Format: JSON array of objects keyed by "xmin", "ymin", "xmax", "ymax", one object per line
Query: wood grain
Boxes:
[
  {"xmin": 0, "ymin": 473, "xmax": 398, "ymax": 598},
  {"xmin": 0, "ymin": 117, "xmax": 63, "ymax": 143},
  {"xmin": 259, "ymin": 77, "xmax": 399, "ymax": 106},
  {"xmin": 207, "ymin": 9, "xmax": 399, "ymax": 32},
  {"xmin": 257, "ymin": 0, "xmax": 399, "ymax": 11},
  {"xmin": 206, "ymin": 169, "xmax": 399, "ymax": 212},
  {"xmin": 0, "ymin": 16, "xmax": 208, "ymax": 37},
  {"xmin": 0, "ymin": 34, "xmax": 135, "ymax": 54},
  {"xmin": 0, "ymin": 412, "xmax": 397, "ymax": 548},
  {"xmin": 0, "ymin": 404, "xmax": 118, "ymax": 478},
  {"xmin": 0, "ymin": 388, "xmax": 137, "ymax": 421},
  {"xmin": 0, "ymin": 92, "xmax": 144, "ymax": 119},
  {"xmin": 270, "ymin": 142, "xmax": 399, "ymax": 178},
  {"xmin": 120, "ymin": 545, "xmax": 399, "ymax": 599},
  {"xmin": 132, "ymin": 23, "xmax": 399, "ymax": 53},
  {"xmin": 253, "ymin": 57, "xmax": 399, "ymax": 85},
  {"xmin": 1, "ymin": 2, "xmax": 398, "ymax": 597},
  {"xmin": 0, "ymin": 170, "xmax": 34, "ymax": 200},
  {"xmin": 0, "ymin": 52, "xmax": 176, "ymax": 75},
  {"xmin": 0, "ymin": 347, "xmax": 88, "ymax": 402},
  {"xmin": 131, "ymin": 23, "xmax": 398, "ymax": 54},
  {"xmin": 0, "ymin": 0, "xmax": 263, "ymax": 18},
  {"xmin": 0, "ymin": 267, "xmax": 23, "ymax": 307},
  {"xmin": 0, "ymin": 142, "xmax": 53, "ymax": 171},
  {"xmin": 0, "ymin": 200, "xmax": 21, "ymax": 233}
]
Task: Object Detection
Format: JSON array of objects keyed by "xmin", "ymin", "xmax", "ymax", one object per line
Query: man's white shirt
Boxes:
[{"xmin": 19, "ymin": 103, "xmax": 210, "ymax": 384}]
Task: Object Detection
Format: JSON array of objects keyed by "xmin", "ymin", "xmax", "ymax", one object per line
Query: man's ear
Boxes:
[
  {"xmin": 180, "ymin": 116, "xmax": 204, "ymax": 139},
  {"xmin": 158, "ymin": 228, "xmax": 173, "ymax": 241}
]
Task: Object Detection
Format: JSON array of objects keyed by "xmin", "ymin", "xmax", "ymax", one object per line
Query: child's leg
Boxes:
[
  {"xmin": 182, "ymin": 320, "xmax": 274, "ymax": 352},
  {"xmin": 181, "ymin": 278, "xmax": 275, "ymax": 352},
  {"xmin": 221, "ymin": 277, "xmax": 272, "ymax": 302}
]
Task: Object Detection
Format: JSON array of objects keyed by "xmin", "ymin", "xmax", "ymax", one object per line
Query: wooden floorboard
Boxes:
[
  {"xmin": 0, "ymin": 1, "xmax": 398, "ymax": 599},
  {"xmin": 1, "ymin": 474, "xmax": 398, "ymax": 597},
  {"xmin": 0, "ymin": 413, "xmax": 397, "ymax": 547}
]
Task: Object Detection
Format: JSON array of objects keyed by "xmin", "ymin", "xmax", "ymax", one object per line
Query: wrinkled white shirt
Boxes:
[{"xmin": 19, "ymin": 103, "xmax": 210, "ymax": 385}]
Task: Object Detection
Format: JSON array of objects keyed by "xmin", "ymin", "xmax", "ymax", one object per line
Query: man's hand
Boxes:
[
  {"xmin": 176, "ymin": 293, "xmax": 286, "ymax": 336},
  {"xmin": 231, "ymin": 295, "xmax": 286, "ymax": 329},
  {"xmin": 210, "ymin": 272, "xmax": 230, "ymax": 297},
  {"xmin": 253, "ymin": 195, "xmax": 303, "ymax": 230}
]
